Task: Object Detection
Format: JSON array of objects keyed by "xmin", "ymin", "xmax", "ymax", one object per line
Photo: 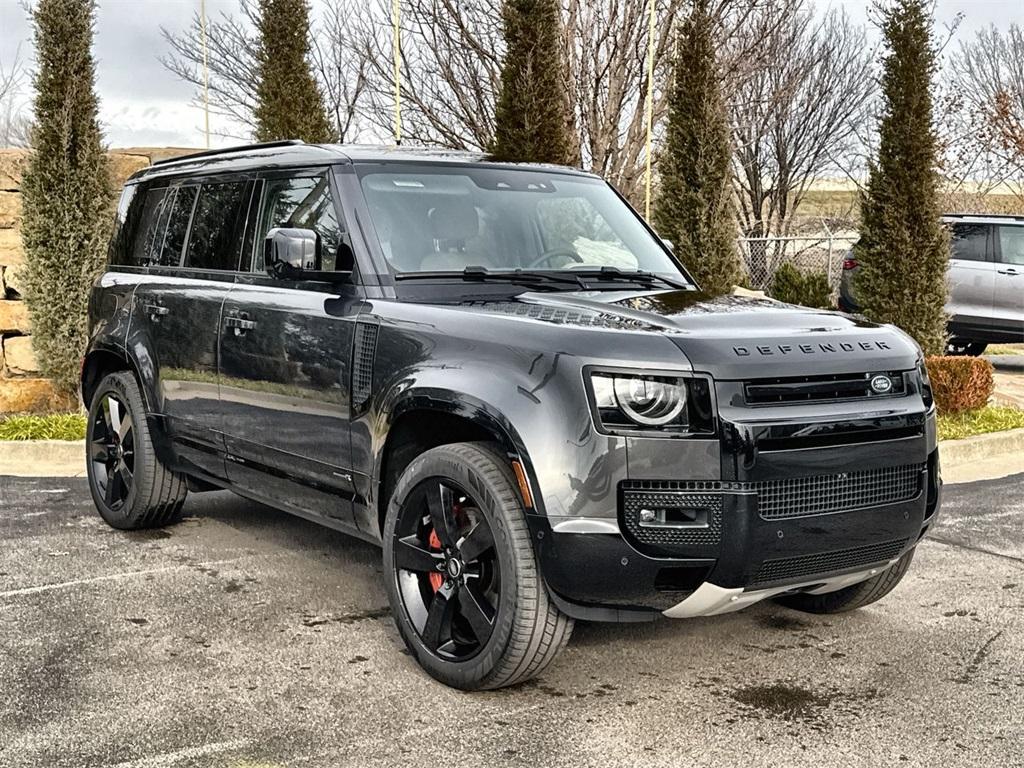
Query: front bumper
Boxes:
[{"xmin": 531, "ymin": 400, "xmax": 941, "ymax": 621}]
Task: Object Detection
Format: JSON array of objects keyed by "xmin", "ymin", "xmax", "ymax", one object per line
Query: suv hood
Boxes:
[{"xmin": 469, "ymin": 288, "xmax": 920, "ymax": 379}]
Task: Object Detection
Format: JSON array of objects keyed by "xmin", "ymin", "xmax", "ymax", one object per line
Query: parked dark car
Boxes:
[
  {"xmin": 84, "ymin": 141, "xmax": 941, "ymax": 689},
  {"xmin": 839, "ymin": 213, "xmax": 1024, "ymax": 355}
]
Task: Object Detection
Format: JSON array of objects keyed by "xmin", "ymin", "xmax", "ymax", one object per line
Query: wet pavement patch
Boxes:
[
  {"xmin": 758, "ymin": 614, "xmax": 810, "ymax": 631},
  {"xmin": 731, "ymin": 683, "xmax": 828, "ymax": 721}
]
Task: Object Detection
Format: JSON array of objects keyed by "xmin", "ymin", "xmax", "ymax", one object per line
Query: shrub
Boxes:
[
  {"xmin": 925, "ymin": 355, "xmax": 994, "ymax": 414},
  {"xmin": 652, "ymin": 0, "xmax": 745, "ymax": 297},
  {"xmin": 253, "ymin": 0, "xmax": 334, "ymax": 143},
  {"xmin": 770, "ymin": 263, "xmax": 832, "ymax": 309},
  {"xmin": 492, "ymin": 0, "xmax": 575, "ymax": 164},
  {"xmin": 855, "ymin": 0, "xmax": 949, "ymax": 355},
  {"xmin": 20, "ymin": 0, "xmax": 113, "ymax": 394}
]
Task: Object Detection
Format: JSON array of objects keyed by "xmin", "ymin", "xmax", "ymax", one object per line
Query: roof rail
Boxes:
[{"xmin": 150, "ymin": 139, "xmax": 306, "ymax": 167}]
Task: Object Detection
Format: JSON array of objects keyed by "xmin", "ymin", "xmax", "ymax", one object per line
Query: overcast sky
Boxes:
[{"xmin": 1, "ymin": 0, "xmax": 1023, "ymax": 149}]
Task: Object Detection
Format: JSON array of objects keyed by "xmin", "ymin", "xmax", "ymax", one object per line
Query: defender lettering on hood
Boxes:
[{"xmin": 732, "ymin": 341, "xmax": 893, "ymax": 357}]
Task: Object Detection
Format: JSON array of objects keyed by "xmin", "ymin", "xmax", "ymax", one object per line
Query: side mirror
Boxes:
[
  {"xmin": 265, "ymin": 227, "xmax": 319, "ymax": 279},
  {"xmin": 661, "ymin": 238, "xmax": 675, "ymax": 253}
]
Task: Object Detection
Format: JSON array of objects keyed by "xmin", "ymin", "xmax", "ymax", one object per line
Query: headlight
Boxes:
[
  {"xmin": 588, "ymin": 370, "xmax": 713, "ymax": 434},
  {"xmin": 917, "ymin": 357, "xmax": 933, "ymax": 408}
]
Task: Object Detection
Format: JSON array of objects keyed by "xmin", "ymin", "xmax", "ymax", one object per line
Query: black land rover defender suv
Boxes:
[{"xmin": 84, "ymin": 141, "xmax": 941, "ymax": 690}]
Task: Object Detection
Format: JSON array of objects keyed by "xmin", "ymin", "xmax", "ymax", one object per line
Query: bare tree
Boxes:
[
  {"xmin": 731, "ymin": 6, "xmax": 876, "ymax": 237},
  {"xmin": 160, "ymin": 0, "xmax": 370, "ymax": 141},
  {"xmin": 946, "ymin": 24, "xmax": 1024, "ymax": 200},
  {"xmin": 0, "ymin": 44, "xmax": 32, "ymax": 148}
]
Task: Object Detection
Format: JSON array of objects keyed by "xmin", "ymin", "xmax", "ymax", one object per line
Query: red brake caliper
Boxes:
[{"xmin": 428, "ymin": 528, "xmax": 444, "ymax": 593}]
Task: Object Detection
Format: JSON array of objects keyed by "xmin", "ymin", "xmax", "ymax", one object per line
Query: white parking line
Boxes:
[
  {"xmin": 0, "ymin": 559, "xmax": 239, "ymax": 599},
  {"xmin": 107, "ymin": 740, "xmax": 249, "ymax": 768}
]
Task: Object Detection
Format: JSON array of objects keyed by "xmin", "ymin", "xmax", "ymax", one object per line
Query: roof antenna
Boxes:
[{"xmin": 392, "ymin": 0, "xmax": 402, "ymax": 146}]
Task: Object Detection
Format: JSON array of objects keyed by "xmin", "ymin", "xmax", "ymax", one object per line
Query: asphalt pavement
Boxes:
[{"xmin": 1, "ymin": 473, "xmax": 1022, "ymax": 768}]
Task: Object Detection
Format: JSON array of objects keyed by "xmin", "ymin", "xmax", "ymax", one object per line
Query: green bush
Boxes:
[
  {"xmin": 652, "ymin": 0, "xmax": 744, "ymax": 297},
  {"xmin": 855, "ymin": 0, "xmax": 948, "ymax": 355},
  {"xmin": 769, "ymin": 263, "xmax": 832, "ymax": 309},
  {"xmin": 253, "ymin": 0, "xmax": 334, "ymax": 143},
  {"xmin": 20, "ymin": 0, "xmax": 113, "ymax": 394},
  {"xmin": 492, "ymin": 0, "xmax": 574, "ymax": 164}
]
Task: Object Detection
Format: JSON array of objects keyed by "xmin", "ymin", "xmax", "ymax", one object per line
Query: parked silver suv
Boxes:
[{"xmin": 839, "ymin": 214, "xmax": 1024, "ymax": 354}]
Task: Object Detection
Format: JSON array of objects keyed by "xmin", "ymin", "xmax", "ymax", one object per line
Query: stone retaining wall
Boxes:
[{"xmin": 0, "ymin": 147, "xmax": 198, "ymax": 413}]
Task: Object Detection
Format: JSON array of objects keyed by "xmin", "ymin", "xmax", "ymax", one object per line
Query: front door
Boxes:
[
  {"xmin": 218, "ymin": 170, "xmax": 361, "ymax": 524},
  {"xmin": 994, "ymin": 224, "xmax": 1024, "ymax": 341}
]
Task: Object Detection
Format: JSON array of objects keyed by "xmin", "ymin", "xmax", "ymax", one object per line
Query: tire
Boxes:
[
  {"xmin": 774, "ymin": 548, "xmax": 916, "ymax": 614},
  {"xmin": 382, "ymin": 442, "xmax": 573, "ymax": 690},
  {"xmin": 85, "ymin": 372, "xmax": 188, "ymax": 530},
  {"xmin": 946, "ymin": 339, "xmax": 987, "ymax": 356}
]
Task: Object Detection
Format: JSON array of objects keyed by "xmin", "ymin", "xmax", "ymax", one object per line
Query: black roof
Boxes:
[{"xmin": 127, "ymin": 141, "xmax": 596, "ymax": 184}]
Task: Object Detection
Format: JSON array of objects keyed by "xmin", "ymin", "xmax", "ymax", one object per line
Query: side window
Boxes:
[
  {"xmin": 107, "ymin": 184, "xmax": 138, "ymax": 266},
  {"xmin": 157, "ymin": 186, "xmax": 199, "ymax": 267},
  {"xmin": 184, "ymin": 180, "xmax": 251, "ymax": 271},
  {"xmin": 253, "ymin": 175, "xmax": 350, "ymax": 272},
  {"xmin": 949, "ymin": 223, "xmax": 989, "ymax": 263},
  {"xmin": 124, "ymin": 186, "xmax": 170, "ymax": 267},
  {"xmin": 997, "ymin": 225, "xmax": 1024, "ymax": 266}
]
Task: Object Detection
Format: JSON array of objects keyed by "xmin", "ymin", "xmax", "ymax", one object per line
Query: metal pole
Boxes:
[
  {"xmin": 643, "ymin": 0, "xmax": 657, "ymax": 220},
  {"xmin": 200, "ymin": 0, "xmax": 210, "ymax": 148},
  {"xmin": 392, "ymin": 0, "xmax": 402, "ymax": 145}
]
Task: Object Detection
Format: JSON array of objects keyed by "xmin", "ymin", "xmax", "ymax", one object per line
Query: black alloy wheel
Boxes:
[
  {"xmin": 89, "ymin": 392, "xmax": 136, "ymax": 511},
  {"xmin": 382, "ymin": 442, "xmax": 572, "ymax": 690},
  {"xmin": 393, "ymin": 478, "xmax": 500, "ymax": 660},
  {"xmin": 85, "ymin": 371, "xmax": 188, "ymax": 530}
]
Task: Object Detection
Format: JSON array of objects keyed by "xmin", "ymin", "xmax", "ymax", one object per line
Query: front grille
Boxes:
[
  {"xmin": 619, "ymin": 481, "xmax": 722, "ymax": 552},
  {"xmin": 752, "ymin": 538, "xmax": 909, "ymax": 586},
  {"xmin": 744, "ymin": 371, "xmax": 906, "ymax": 405},
  {"xmin": 754, "ymin": 464, "xmax": 923, "ymax": 520}
]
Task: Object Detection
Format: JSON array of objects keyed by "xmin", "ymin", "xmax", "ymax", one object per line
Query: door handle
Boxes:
[
  {"xmin": 997, "ymin": 268, "xmax": 1020, "ymax": 275},
  {"xmin": 224, "ymin": 314, "xmax": 257, "ymax": 336},
  {"xmin": 143, "ymin": 303, "xmax": 169, "ymax": 321}
]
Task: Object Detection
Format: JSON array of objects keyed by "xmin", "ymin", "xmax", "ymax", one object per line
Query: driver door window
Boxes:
[{"xmin": 253, "ymin": 174, "xmax": 350, "ymax": 272}]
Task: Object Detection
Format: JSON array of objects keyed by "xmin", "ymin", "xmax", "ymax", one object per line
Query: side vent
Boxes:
[{"xmin": 352, "ymin": 320, "xmax": 379, "ymax": 412}]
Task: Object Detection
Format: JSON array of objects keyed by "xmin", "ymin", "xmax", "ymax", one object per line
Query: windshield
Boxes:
[{"xmin": 356, "ymin": 164, "xmax": 690, "ymax": 282}]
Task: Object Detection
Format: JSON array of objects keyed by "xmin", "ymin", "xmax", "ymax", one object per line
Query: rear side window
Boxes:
[
  {"xmin": 949, "ymin": 223, "xmax": 989, "ymax": 262},
  {"xmin": 121, "ymin": 186, "xmax": 170, "ymax": 266},
  {"xmin": 158, "ymin": 186, "xmax": 199, "ymax": 267},
  {"xmin": 253, "ymin": 175, "xmax": 349, "ymax": 272},
  {"xmin": 997, "ymin": 225, "xmax": 1024, "ymax": 266},
  {"xmin": 184, "ymin": 181, "xmax": 251, "ymax": 271}
]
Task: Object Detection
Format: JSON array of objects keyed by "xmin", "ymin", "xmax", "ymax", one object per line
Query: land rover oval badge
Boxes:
[{"xmin": 870, "ymin": 375, "xmax": 893, "ymax": 394}]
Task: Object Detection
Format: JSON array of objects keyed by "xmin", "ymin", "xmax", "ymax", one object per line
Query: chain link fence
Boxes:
[{"xmin": 738, "ymin": 234, "xmax": 858, "ymax": 293}]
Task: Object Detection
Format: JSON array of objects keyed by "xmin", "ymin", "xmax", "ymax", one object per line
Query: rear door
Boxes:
[
  {"xmin": 218, "ymin": 169, "xmax": 362, "ymax": 525},
  {"xmin": 130, "ymin": 177, "xmax": 254, "ymax": 479},
  {"xmin": 946, "ymin": 222, "xmax": 996, "ymax": 335},
  {"xmin": 994, "ymin": 224, "xmax": 1024, "ymax": 340}
]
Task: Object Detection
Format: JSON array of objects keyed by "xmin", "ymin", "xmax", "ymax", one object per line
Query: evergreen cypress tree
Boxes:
[
  {"xmin": 856, "ymin": 0, "xmax": 948, "ymax": 355},
  {"xmin": 492, "ymin": 0, "xmax": 575, "ymax": 165},
  {"xmin": 253, "ymin": 0, "xmax": 334, "ymax": 143},
  {"xmin": 652, "ymin": 0, "xmax": 744, "ymax": 297},
  {"xmin": 20, "ymin": 0, "xmax": 113, "ymax": 393}
]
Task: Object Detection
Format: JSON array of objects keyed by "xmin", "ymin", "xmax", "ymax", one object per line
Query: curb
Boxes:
[
  {"xmin": 987, "ymin": 355, "xmax": 1024, "ymax": 373},
  {"xmin": 938, "ymin": 427, "xmax": 1024, "ymax": 469},
  {"xmin": 0, "ymin": 439, "xmax": 85, "ymax": 476}
]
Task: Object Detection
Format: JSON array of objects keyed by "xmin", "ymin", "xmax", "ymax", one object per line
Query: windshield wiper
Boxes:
[
  {"xmin": 569, "ymin": 266, "xmax": 692, "ymax": 290},
  {"xmin": 395, "ymin": 267, "xmax": 587, "ymax": 290}
]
